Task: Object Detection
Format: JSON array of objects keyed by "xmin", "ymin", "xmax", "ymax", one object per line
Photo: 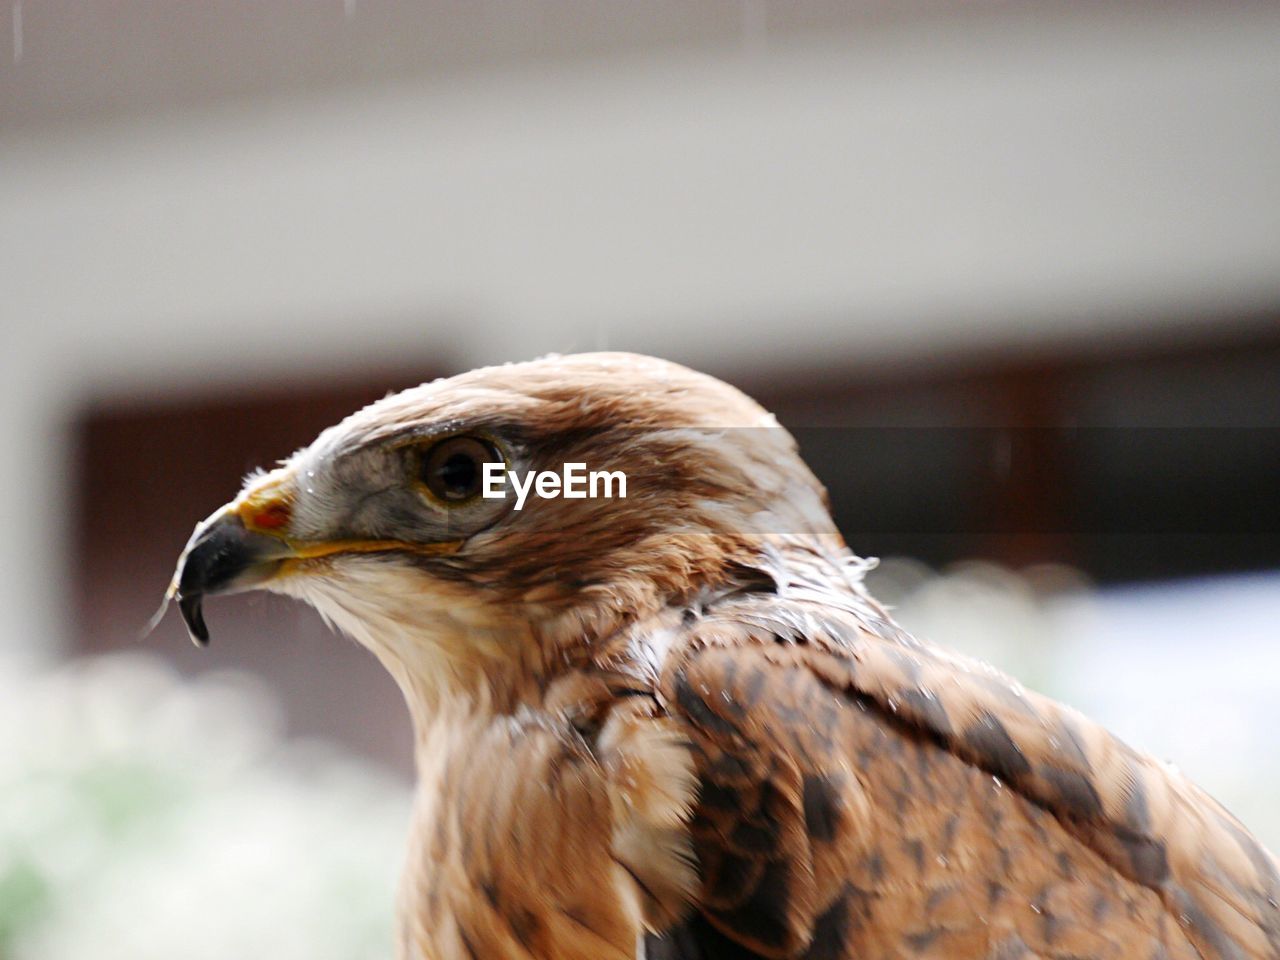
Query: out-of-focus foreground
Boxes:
[
  {"xmin": 2, "ymin": 2, "xmax": 1278, "ymax": 956},
  {"xmin": 5, "ymin": 567, "xmax": 1280, "ymax": 958}
]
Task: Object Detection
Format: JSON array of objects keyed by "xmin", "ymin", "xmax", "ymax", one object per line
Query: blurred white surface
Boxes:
[
  {"xmin": 5, "ymin": 5, "xmax": 1280, "ymax": 394},
  {"xmin": 0, "ymin": 655, "xmax": 409, "ymax": 960}
]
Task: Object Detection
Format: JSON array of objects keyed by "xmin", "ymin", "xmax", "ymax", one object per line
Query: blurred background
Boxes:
[{"xmin": 2, "ymin": 2, "xmax": 1279, "ymax": 957}]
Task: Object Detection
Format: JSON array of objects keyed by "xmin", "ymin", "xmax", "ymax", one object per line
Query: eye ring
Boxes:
[{"xmin": 418, "ymin": 435, "xmax": 503, "ymax": 505}]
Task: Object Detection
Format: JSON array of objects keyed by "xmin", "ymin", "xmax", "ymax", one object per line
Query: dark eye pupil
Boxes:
[
  {"xmin": 421, "ymin": 436, "xmax": 497, "ymax": 503},
  {"xmin": 439, "ymin": 453, "xmax": 477, "ymax": 494}
]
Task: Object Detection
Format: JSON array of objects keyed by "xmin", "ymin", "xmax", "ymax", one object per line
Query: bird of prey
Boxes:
[{"xmin": 169, "ymin": 353, "xmax": 1279, "ymax": 960}]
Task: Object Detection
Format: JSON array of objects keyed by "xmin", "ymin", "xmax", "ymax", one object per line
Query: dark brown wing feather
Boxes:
[{"xmin": 646, "ymin": 587, "xmax": 1280, "ymax": 960}]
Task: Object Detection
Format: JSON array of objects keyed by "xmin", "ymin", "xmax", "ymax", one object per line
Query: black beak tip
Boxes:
[{"xmin": 178, "ymin": 593, "xmax": 210, "ymax": 648}]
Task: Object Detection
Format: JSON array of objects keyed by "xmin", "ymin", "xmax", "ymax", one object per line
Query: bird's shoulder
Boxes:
[{"xmin": 618, "ymin": 575, "xmax": 1280, "ymax": 960}]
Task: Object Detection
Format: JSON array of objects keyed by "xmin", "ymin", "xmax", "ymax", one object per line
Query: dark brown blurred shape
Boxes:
[
  {"xmin": 72, "ymin": 329, "xmax": 1280, "ymax": 771},
  {"xmin": 748, "ymin": 322, "xmax": 1280, "ymax": 580}
]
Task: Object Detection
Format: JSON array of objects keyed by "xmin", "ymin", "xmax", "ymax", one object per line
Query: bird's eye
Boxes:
[{"xmin": 420, "ymin": 436, "xmax": 502, "ymax": 504}]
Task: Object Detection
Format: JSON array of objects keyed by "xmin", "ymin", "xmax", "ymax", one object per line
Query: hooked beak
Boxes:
[
  {"xmin": 160, "ymin": 474, "xmax": 463, "ymax": 647},
  {"xmin": 169, "ymin": 505, "xmax": 295, "ymax": 647}
]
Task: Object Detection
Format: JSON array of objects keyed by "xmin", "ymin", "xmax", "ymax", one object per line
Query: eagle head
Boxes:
[{"xmin": 169, "ymin": 353, "xmax": 838, "ymax": 712}]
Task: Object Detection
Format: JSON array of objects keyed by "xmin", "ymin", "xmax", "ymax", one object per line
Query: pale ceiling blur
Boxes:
[{"xmin": 7, "ymin": 0, "xmax": 1009, "ymax": 128}]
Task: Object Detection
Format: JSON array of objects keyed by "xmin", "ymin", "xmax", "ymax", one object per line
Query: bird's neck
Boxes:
[
  {"xmin": 327, "ymin": 535, "xmax": 866, "ymax": 756},
  {"xmin": 371, "ymin": 594, "xmax": 651, "ymax": 751}
]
